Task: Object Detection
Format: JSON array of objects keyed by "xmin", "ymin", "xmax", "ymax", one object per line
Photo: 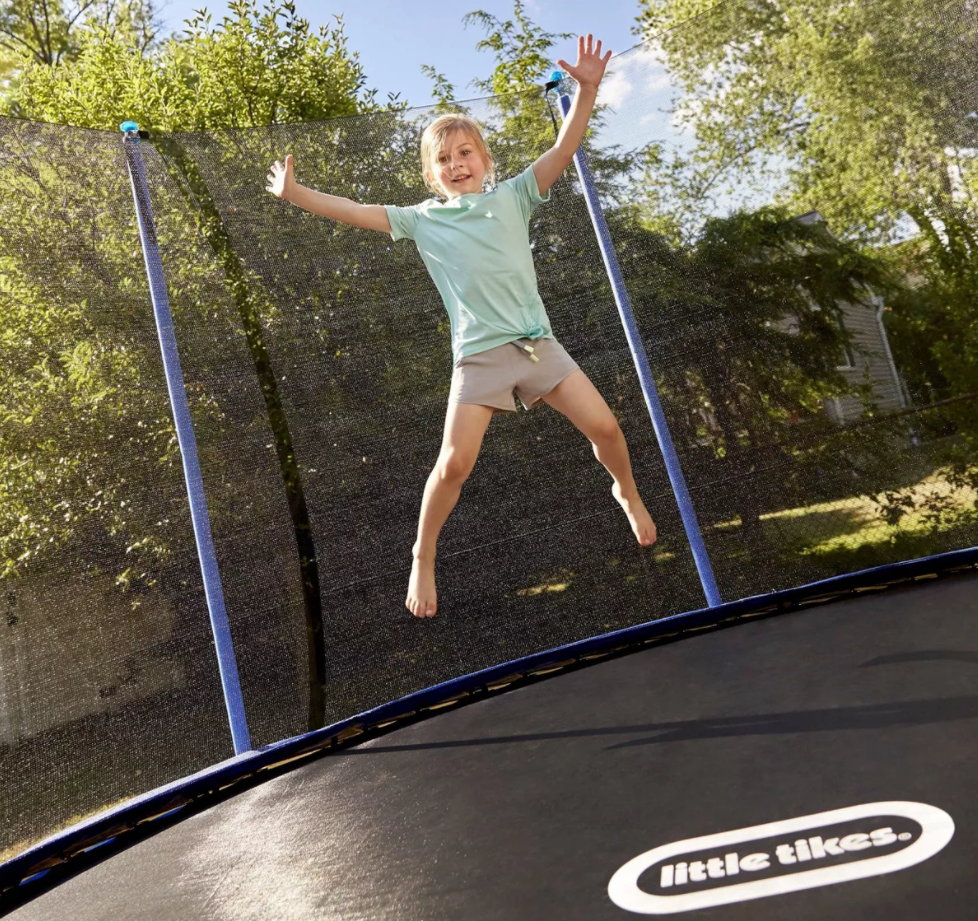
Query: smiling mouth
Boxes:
[{"xmin": 452, "ymin": 175, "xmax": 472, "ymax": 183}]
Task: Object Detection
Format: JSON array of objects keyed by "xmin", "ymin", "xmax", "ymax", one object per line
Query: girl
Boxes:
[{"xmin": 267, "ymin": 35, "xmax": 656, "ymax": 618}]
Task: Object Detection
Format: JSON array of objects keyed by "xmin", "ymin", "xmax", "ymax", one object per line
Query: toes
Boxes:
[{"xmin": 407, "ymin": 597, "xmax": 437, "ymax": 618}]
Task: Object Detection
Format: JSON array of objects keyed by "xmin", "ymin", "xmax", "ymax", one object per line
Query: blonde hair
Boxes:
[{"xmin": 420, "ymin": 114, "xmax": 496, "ymax": 197}]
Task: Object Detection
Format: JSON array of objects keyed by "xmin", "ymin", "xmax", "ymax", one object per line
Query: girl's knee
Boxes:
[
  {"xmin": 437, "ymin": 448, "xmax": 476, "ymax": 483},
  {"xmin": 591, "ymin": 414, "xmax": 622, "ymax": 446}
]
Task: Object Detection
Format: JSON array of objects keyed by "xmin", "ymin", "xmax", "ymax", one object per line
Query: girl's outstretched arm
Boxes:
[
  {"xmin": 266, "ymin": 154, "xmax": 392, "ymax": 233},
  {"xmin": 532, "ymin": 34, "xmax": 612, "ymax": 196}
]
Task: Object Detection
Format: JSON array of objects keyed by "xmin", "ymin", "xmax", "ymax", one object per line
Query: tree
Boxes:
[
  {"xmin": 634, "ymin": 0, "xmax": 978, "ymax": 530},
  {"xmin": 0, "ymin": 0, "xmax": 385, "ymax": 732},
  {"xmin": 0, "ymin": 0, "xmax": 158, "ymax": 94},
  {"xmin": 635, "ymin": 0, "xmax": 977, "ymax": 238},
  {"xmin": 4, "ymin": 1, "xmax": 382, "ymax": 128},
  {"xmin": 420, "ymin": 64, "xmax": 457, "ymax": 113},
  {"xmin": 633, "ymin": 0, "xmax": 978, "ymax": 384},
  {"xmin": 464, "ymin": 1, "xmax": 570, "ymax": 95}
]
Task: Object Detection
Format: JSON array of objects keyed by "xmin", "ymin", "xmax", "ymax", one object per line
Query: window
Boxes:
[{"xmin": 835, "ymin": 313, "xmax": 856, "ymax": 370}]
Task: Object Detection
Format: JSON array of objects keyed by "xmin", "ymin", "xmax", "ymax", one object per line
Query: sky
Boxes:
[
  {"xmin": 150, "ymin": 1, "xmax": 760, "ymax": 220},
  {"xmin": 155, "ymin": 0, "xmax": 648, "ymax": 109}
]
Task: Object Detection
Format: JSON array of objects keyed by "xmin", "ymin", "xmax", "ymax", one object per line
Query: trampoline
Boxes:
[
  {"xmin": 5, "ymin": 565, "xmax": 978, "ymax": 919},
  {"xmin": 2, "ymin": 1, "xmax": 978, "ymax": 917}
]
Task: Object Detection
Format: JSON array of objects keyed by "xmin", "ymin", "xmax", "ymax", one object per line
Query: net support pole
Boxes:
[
  {"xmin": 553, "ymin": 85, "xmax": 722, "ymax": 608},
  {"xmin": 121, "ymin": 122, "xmax": 252, "ymax": 754}
]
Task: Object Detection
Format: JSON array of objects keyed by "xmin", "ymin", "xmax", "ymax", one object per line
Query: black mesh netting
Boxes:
[{"xmin": 2, "ymin": 0, "xmax": 977, "ymax": 862}]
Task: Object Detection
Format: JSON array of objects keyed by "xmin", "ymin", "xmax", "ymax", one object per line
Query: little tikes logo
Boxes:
[{"xmin": 609, "ymin": 802, "xmax": 954, "ymax": 914}]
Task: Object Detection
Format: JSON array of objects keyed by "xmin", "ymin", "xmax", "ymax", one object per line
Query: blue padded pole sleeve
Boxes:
[
  {"xmin": 122, "ymin": 129, "xmax": 253, "ymax": 753},
  {"xmin": 556, "ymin": 90, "xmax": 722, "ymax": 608}
]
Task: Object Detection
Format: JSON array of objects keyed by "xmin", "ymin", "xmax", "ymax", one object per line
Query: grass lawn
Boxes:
[
  {"xmin": 763, "ymin": 469, "xmax": 977, "ymax": 556},
  {"xmin": 703, "ymin": 468, "xmax": 978, "ymax": 584}
]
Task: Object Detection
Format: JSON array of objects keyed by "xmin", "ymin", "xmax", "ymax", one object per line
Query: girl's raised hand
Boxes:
[
  {"xmin": 556, "ymin": 34, "xmax": 612, "ymax": 90},
  {"xmin": 266, "ymin": 154, "xmax": 295, "ymax": 199}
]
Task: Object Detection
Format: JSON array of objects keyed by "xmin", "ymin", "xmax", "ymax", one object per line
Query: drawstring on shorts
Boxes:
[{"xmin": 512, "ymin": 340, "xmax": 540, "ymax": 363}]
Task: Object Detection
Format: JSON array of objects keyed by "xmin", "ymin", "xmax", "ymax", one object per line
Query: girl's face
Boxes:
[{"xmin": 427, "ymin": 131, "xmax": 488, "ymax": 199}]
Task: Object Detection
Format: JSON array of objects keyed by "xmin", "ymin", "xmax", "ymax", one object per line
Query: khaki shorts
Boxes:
[{"xmin": 450, "ymin": 337, "xmax": 581, "ymax": 412}]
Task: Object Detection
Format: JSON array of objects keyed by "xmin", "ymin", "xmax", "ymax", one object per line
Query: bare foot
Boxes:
[
  {"xmin": 612, "ymin": 483, "xmax": 657, "ymax": 546},
  {"xmin": 406, "ymin": 555, "xmax": 438, "ymax": 618}
]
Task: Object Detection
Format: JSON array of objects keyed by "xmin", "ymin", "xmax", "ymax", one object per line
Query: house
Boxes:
[{"xmin": 794, "ymin": 211, "xmax": 908, "ymax": 424}]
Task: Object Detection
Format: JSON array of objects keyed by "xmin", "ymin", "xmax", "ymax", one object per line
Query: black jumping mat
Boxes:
[{"xmin": 11, "ymin": 573, "xmax": 978, "ymax": 920}]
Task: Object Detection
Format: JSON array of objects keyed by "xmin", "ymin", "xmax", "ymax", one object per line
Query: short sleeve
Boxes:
[
  {"xmin": 385, "ymin": 204, "xmax": 422, "ymax": 241},
  {"xmin": 505, "ymin": 164, "xmax": 551, "ymax": 223}
]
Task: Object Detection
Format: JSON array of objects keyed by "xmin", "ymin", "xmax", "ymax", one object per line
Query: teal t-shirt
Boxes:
[{"xmin": 386, "ymin": 164, "xmax": 553, "ymax": 364}]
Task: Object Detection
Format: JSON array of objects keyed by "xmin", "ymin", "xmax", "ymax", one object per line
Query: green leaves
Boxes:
[
  {"xmin": 634, "ymin": 0, "xmax": 978, "ymax": 505},
  {"xmin": 3, "ymin": 1, "xmax": 380, "ymax": 130},
  {"xmin": 635, "ymin": 0, "xmax": 978, "ymax": 246},
  {"xmin": 464, "ymin": 1, "xmax": 572, "ymax": 96},
  {"xmin": 0, "ymin": 1, "xmax": 159, "ymax": 104},
  {"xmin": 0, "ymin": 2, "xmax": 386, "ymax": 590},
  {"xmin": 421, "ymin": 65, "xmax": 457, "ymax": 113}
]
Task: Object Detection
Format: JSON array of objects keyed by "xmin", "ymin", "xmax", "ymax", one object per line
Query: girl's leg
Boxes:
[
  {"xmin": 540, "ymin": 370, "xmax": 657, "ymax": 546},
  {"xmin": 407, "ymin": 400, "xmax": 496, "ymax": 617}
]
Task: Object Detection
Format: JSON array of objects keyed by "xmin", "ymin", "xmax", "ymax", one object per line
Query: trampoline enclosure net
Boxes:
[{"xmin": 1, "ymin": 0, "xmax": 977, "ymax": 860}]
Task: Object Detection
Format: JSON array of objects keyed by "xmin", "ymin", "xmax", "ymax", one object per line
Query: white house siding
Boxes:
[
  {"xmin": 824, "ymin": 296, "xmax": 907, "ymax": 424},
  {"xmin": 792, "ymin": 212, "xmax": 907, "ymax": 425}
]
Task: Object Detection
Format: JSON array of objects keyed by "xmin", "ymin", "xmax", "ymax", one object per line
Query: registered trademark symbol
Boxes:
[{"xmin": 898, "ymin": 833, "xmax": 912, "ymax": 842}]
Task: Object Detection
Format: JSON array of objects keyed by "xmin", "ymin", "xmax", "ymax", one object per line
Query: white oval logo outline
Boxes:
[{"xmin": 608, "ymin": 801, "xmax": 954, "ymax": 915}]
